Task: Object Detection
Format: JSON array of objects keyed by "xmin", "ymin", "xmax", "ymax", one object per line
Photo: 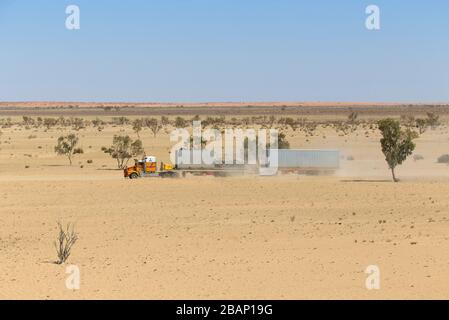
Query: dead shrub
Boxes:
[
  {"xmin": 54, "ymin": 222, "xmax": 78, "ymax": 264},
  {"xmin": 437, "ymin": 154, "xmax": 449, "ymax": 164}
]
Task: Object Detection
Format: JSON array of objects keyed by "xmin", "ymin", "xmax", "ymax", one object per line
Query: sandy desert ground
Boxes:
[{"xmin": 1, "ymin": 107, "xmax": 449, "ymax": 299}]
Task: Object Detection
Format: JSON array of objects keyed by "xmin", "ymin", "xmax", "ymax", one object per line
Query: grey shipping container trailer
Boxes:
[
  {"xmin": 175, "ymin": 149, "xmax": 340, "ymax": 175},
  {"xmin": 273, "ymin": 149, "xmax": 340, "ymax": 170}
]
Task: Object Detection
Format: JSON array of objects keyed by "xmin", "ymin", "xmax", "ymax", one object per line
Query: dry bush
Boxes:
[
  {"xmin": 191, "ymin": 115, "xmax": 201, "ymax": 122},
  {"xmin": 401, "ymin": 114, "xmax": 415, "ymax": 129},
  {"xmin": 0, "ymin": 118, "xmax": 13, "ymax": 128},
  {"xmin": 43, "ymin": 118, "xmax": 58, "ymax": 129},
  {"xmin": 92, "ymin": 117, "xmax": 105, "ymax": 127},
  {"xmin": 161, "ymin": 116, "xmax": 170, "ymax": 126},
  {"xmin": 71, "ymin": 117, "xmax": 86, "ymax": 131},
  {"xmin": 145, "ymin": 118, "xmax": 162, "ymax": 137},
  {"xmin": 437, "ymin": 154, "xmax": 449, "ymax": 164},
  {"xmin": 132, "ymin": 118, "xmax": 144, "ymax": 138},
  {"xmin": 426, "ymin": 112, "xmax": 440, "ymax": 129},
  {"xmin": 415, "ymin": 118, "xmax": 427, "ymax": 134},
  {"xmin": 112, "ymin": 117, "xmax": 129, "ymax": 125},
  {"xmin": 174, "ymin": 116, "xmax": 188, "ymax": 128},
  {"xmin": 103, "ymin": 135, "xmax": 144, "ymax": 168},
  {"xmin": 54, "ymin": 222, "xmax": 78, "ymax": 265},
  {"xmin": 22, "ymin": 116, "xmax": 35, "ymax": 126},
  {"xmin": 348, "ymin": 111, "xmax": 359, "ymax": 124}
]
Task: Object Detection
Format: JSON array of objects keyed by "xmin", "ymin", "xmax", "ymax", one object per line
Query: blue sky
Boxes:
[{"xmin": 0, "ymin": 0, "xmax": 448, "ymax": 102}]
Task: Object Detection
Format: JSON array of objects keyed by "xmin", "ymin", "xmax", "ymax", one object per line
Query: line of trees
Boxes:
[{"xmin": 45, "ymin": 113, "xmax": 439, "ymax": 182}]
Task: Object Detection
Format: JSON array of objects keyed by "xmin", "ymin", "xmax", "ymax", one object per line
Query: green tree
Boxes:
[
  {"xmin": 244, "ymin": 132, "xmax": 290, "ymax": 155},
  {"xmin": 415, "ymin": 118, "xmax": 427, "ymax": 134},
  {"xmin": 277, "ymin": 132, "xmax": 290, "ymax": 149},
  {"xmin": 378, "ymin": 119, "xmax": 418, "ymax": 182},
  {"xmin": 102, "ymin": 135, "xmax": 144, "ymax": 169},
  {"xmin": 146, "ymin": 118, "xmax": 162, "ymax": 137},
  {"xmin": 426, "ymin": 112, "xmax": 440, "ymax": 129},
  {"xmin": 54, "ymin": 134, "xmax": 83, "ymax": 165},
  {"xmin": 44, "ymin": 118, "xmax": 58, "ymax": 130},
  {"xmin": 161, "ymin": 116, "xmax": 170, "ymax": 126},
  {"xmin": 132, "ymin": 119, "xmax": 144, "ymax": 138},
  {"xmin": 174, "ymin": 116, "xmax": 187, "ymax": 128}
]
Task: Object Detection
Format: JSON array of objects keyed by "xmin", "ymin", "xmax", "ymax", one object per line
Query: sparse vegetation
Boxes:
[
  {"xmin": 348, "ymin": 111, "xmax": 358, "ymax": 125},
  {"xmin": 378, "ymin": 119, "xmax": 418, "ymax": 182},
  {"xmin": 146, "ymin": 118, "xmax": 162, "ymax": 137},
  {"xmin": 102, "ymin": 135, "xmax": 144, "ymax": 169},
  {"xmin": 54, "ymin": 222, "xmax": 78, "ymax": 265},
  {"xmin": 43, "ymin": 118, "xmax": 58, "ymax": 129},
  {"xmin": 161, "ymin": 116, "xmax": 170, "ymax": 126},
  {"xmin": 415, "ymin": 118, "xmax": 427, "ymax": 134},
  {"xmin": 437, "ymin": 154, "xmax": 449, "ymax": 164},
  {"xmin": 426, "ymin": 112, "xmax": 440, "ymax": 129},
  {"xmin": 112, "ymin": 117, "xmax": 129, "ymax": 126},
  {"xmin": 277, "ymin": 132, "xmax": 290, "ymax": 149},
  {"xmin": 132, "ymin": 119, "xmax": 144, "ymax": 138},
  {"xmin": 174, "ymin": 116, "xmax": 188, "ymax": 128},
  {"xmin": 54, "ymin": 134, "xmax": 83, "ymax": 165}
]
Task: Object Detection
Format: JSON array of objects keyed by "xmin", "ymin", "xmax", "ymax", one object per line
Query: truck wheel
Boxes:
[
  {"xmin": 129, "ymin": 173, "xmax": 139, "ymax": 179},
  {"xmin": 161, "ymin": 172, "xmax": 178, "ymax": 178}
]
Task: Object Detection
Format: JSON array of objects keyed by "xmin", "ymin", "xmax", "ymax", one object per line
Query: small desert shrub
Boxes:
[
  {"xmin": 43, "ymin": 118, "xmax": 58, "ymax": 129},
  {"xmin": 161, "ymin": 116, "xmax": 170, "ymax": 126},
  {"xmin": 72, "ymin": 117, "xmax": 86, "ymax": 131},
  {"xmin": 28, "ymin": 135, "xmax": 37, "ymax": 139},
  {"xmin": 112, "ymin": 117, "xmax": 129, "ymax": 125},
  {"xmin": 87, "ymin": 159, "xmax": 93, "ymax": 164},
  {"xmin": 55, "ymin": 222, "xmax": 78, "ymax": 265},
  {"xmin": 174, "ymin": 116, "xmax": 187, "ymax": 128},
  {"xmin": 426, "ymin": 112, "xmax": 440, "ymax": 129},
  {"xmin": 437, "ymin": 154, "xmax": 449, "ymax": 164},
  {"xmin": 348, "ymin": 111, "xmax": 359, "ymax": 124},
  {"xmin": 413, "ymin": 154, "xmax": 424, "ymax": 161}
]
